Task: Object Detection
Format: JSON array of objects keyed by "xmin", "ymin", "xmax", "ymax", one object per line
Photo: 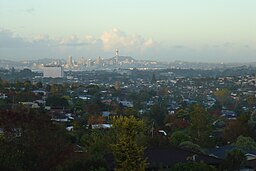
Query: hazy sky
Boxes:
[{"xmin": 0, "ymin": 0, "xmax": 256, "ymax": 62}]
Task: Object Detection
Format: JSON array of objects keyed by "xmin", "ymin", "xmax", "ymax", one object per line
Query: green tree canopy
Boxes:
[
  {"xmin": 81, "ymin": 129, "xmax": 114, "ymax": 157},
  {"xmin": 179, "ymin": 141, "xmax": 204, "ymax": 154},
  {"xmin": 188, "ymin": 104, "xmax": 212, "ymax": 147},
  {"xmin": 111, "ymin": 116, "xmax": 147, "ymax": 171},
  {"xmin": 221, "ymin": 149, "xmax": 246, "ymax": 171},
  {"xmin": 172, "ymin": 162, "xmax": 217, "ymax": 171},
  {"xmin": 170, "ymin": 131, "xmax": 190, "ymax": 146},
  {"xmin": 214, "ymin": 88, "xmax": 230, "ymax": 103},
  {"xmin": 147, "ymin": 104, "xmax": 167, "ymax": 127},
  {"xmin": 46, "ymin": 95, "xmax": 69, "ymax": 108},
  {"xmin": 234, "ymin": 135, "xmax": 256, "ymax": 151}
]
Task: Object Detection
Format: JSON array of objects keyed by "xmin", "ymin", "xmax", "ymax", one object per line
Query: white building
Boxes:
[{"xmin": 43, "ymin": 65, "xmax": 64, "ymax": 78}]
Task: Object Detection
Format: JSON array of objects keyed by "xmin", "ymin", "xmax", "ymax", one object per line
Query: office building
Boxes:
[{"xmin": 43, "ymin": 65, "xmax": 64, "ymax": 78}]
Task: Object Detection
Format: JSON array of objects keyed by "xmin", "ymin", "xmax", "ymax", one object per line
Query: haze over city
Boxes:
[{"xmin": 0, "ymin": 0, "xmax": 256, "ymax": 62}]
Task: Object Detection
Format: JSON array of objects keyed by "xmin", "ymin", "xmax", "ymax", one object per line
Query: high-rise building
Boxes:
[
  {"xmin": 67, "ymin": 56, "xmax": 73, "ymax": 67},
  {"xmin": 43, "ymin": 65, "xmax": 64, "ymax": 78},
  {"xmin": 87, "ymin": 59, "xmax": 92, "ymax": 67},
  {"xmin": 95, "ymin": 56, "xmax": 102, "ymax": 65},
  {"xmin": 77, "ymin": 57, "xmax": 86, "ymax": 66}
]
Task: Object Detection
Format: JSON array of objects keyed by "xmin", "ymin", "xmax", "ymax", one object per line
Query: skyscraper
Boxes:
[
  {"xmin": 67, "ymin": 56, "xmax": 73, "ymax": 67},
  {"xmin": 95, "ymin": 56, "xmax": 102, "ymax": 65}
]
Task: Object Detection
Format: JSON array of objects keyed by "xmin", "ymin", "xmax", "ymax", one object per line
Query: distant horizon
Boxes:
[
  {"xmin": 0, "ymin": 56, "xmax": 256, "ymax": 65},
  {"xmin": 1, "ymin": 0, "xmax": 256, "ymax": 62}
]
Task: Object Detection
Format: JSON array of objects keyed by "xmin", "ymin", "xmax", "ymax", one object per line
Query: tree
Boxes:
[
  {"xmin": 248, "ymin": 110, "xmax": 256, "ymax": 129},
  {"xmin": 46, "ymin": 95, "xmax": 69, "ymax": 108},
  {"xmin": 73, "ymin": 99, "xmax": 86, "ymax": 114},
  {"xmin": 234, "ymin": 135, "xmax": 256, "ymax": 151},
  {"xmin": 111, "ymin": 116, "xmax": 147, "ymax": 171},
  {"xmin": 188, "ymin": 104, "xmax": 212, "ymax": 147},
  {"xmin": 124, "ymin": 108, "xmax": 139, "ymax": 116},
  {"xmin": 170, "ymin": 131, "xmax": 190, "ymax": 146},
  {"xmin": 214, "ymin": 88, "xmax": 230, "ymax": 106},
  {"xmin": 50, "ymin": 84, "xmax": 64, "ymax": 95},
  {"xmin": 81, "ymin": 129, "xmax": 114, "ymax": 157},
  {"xmin": 35, "ymin": 81, "xmax": 43, "ymax": 89},
  {"xmin": 165, "ymin": 115, "xmax": 188, "ymax": 131},
  {"xmin": 0, "ymin": 77, "xmax": 3, "ymax": 90},
  {"xmin": 0, "ymin": 108, "xmax": 72, "ymax": 171},
  {"xmin": 15, "ymin": 91, "xmax": 38, "ymax": 102},
  {"xmin": 87, "ymin": 115, "xmax": 105, "ymax": 125},
  {"xmin": 158, "ymin": 86, "xmax": 169, "ymax": 96},
  {"xmin": 172, "ymin": 162, "xmax": 217, "ymax": 171},
  {"xmin": 147, "ymin": 104, "xmax": 167, "ymax": 127},
  {"xmin": 246, "ymin": 95, "xmax": 256, "ymax": 108},
  {"xmin": 86, "ymin": 103, "xmax": 102, "ymax": 115},
  {"xmin": 23, "ymin": 80, "xmax": 32, "ymax": 91},
  {"xmin": 221, "ymin": 149, "xmax": 246, "ymax": 171},
  {"xmin": 223, "ymin": 119, "xmax": 250, "ymax": 143},
  {"xmin": 0, "ymin": 99, "xmax": 7, "ymax": 108},
  {"xmin": 179, "ymin": 141, "xmax": 204, "ymax": 154},
  {"xmin": 176, "ymin": 108, "xmax": 190, "ymax": 121}
]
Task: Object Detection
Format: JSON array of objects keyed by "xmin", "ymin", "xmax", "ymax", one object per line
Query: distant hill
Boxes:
[
  {"xmin": 0, "ymin": 59, "xmax": 21, "ymax": 68},
  {"xmin": 107, "ymin": 56, "xmax": 136, "ymax": 62},
  {"xmin": 25, "ymin": 58, "xmax": 65, "ymax": 65}
]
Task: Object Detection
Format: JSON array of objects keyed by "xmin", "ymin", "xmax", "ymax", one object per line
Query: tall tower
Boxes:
[
  {"xmin": 115, "ymin": 49, "xmax": 119, "ymax": 63},
  {"xmin": 115, "ymin": 49, "xmax": 119, "ymax": 56}
]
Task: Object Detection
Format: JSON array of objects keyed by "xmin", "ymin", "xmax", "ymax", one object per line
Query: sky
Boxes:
[{"xmin": 0, "ymin": 0, "xmax": 256, "ymax": 62}]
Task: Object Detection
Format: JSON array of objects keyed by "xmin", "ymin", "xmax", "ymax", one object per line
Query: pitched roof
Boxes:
[
  {"xmin": 105, "ymin": 146, "xmax": 222, "ymax": 170},
  {"xmin": 145, "ymin": 147, "xmax": 222, "ymax": 169},
  {"xmin": 208, "ymin": 145, "xmax": 256, "ymax": 159}
]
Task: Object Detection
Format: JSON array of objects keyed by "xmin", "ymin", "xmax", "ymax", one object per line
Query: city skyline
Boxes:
[{"xmin": 0, "ymin": 0, "xmax": 256, "ymax": 62}]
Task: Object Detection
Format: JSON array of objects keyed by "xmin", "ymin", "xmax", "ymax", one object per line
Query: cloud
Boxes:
[
  {"xmin": 21, "ymin": 8, "xmax": 35, "ymax": 14},
  {"xmin": 172, "ymin": 45, "xmax": 185, "ymax": 49},
  {"xmin": 1, "ymin": 28, "xmax": 150, "ymax": 59},
  {"xmin": 101, "ymin": 28, "xmax": 156, "ymax": 52},
  {"xmin": 58, "ymin": 35, "xmax": 100, "ymax": 47},
  {"xmin": 32, "ymin": 34, "xmax": 49, "ymax": 42},
  {"xmin": 31, "ymin": 34, "xmax": 55, "ymax": 47},
  {"xmin": 0, "ymin": 29, "xmax": 29, "ymax": 48},
  {"xmin": 0, "ymin": 28, "xmax": 255, "ymax": 62},
  {"xmin": 0, "ymin": 30, "xmax": 61, "ymax": 59}
]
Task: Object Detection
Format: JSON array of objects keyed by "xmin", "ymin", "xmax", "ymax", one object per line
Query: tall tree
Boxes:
[
  {"xmin": 111, "ymin": 116, "xmax": 147, "ymax": 171},
  {"xmin": 223, "ymin": 117, "xmax": 250, "ymax": 143},
  {"xmin": 188, "ymin": 104, "xmax": 212, "ymax": 147},
  {"xmin": 148, "ymin": 104, "xmax": 167, "ymax": 127},
  {"xmin": 221, "ymin": 149, "xmax": 246, "ymax": 171}
]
